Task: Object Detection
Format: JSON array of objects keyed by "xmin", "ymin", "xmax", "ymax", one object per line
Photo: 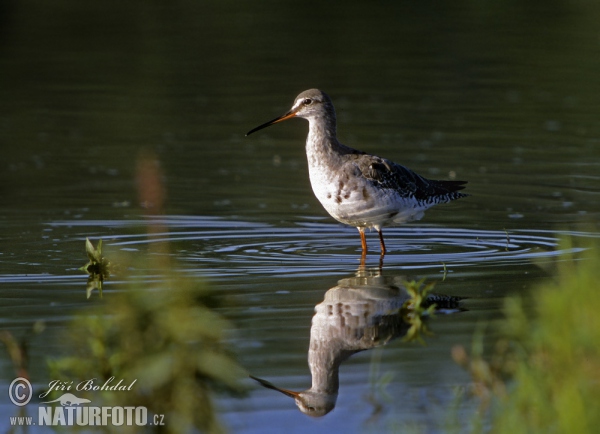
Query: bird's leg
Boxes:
[
  {"xmin": 359, "ymin": 252, "xmax": 366, "ymax": 269},
  {"xmin": 377, "ymin": 229, "xmax": 387, "ymax": 255},
  {"xmin": 358, "ymin": 228, "xmax": 367, "ymax": 254}
]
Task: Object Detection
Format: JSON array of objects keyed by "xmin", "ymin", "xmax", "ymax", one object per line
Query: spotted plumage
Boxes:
[{"xmin": 246, "ymin": 89, "xmax": 468, "ymax": 255}]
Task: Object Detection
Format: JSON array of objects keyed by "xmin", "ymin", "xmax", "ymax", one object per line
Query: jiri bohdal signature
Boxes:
[{"xmin": 39, "ymin": 377, "xmax": 137, "ymax": 399}]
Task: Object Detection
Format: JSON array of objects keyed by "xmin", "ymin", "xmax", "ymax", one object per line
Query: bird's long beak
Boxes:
[
  {"xmin": 246, "ymin": 110, "xmax": 297, "ymax": 136},
  {"xmin": 249, "ymin": 375, "xmax": 301, "ymax": 398}
]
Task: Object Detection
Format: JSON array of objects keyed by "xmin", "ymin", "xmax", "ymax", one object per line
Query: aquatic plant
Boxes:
[{"xmin": 80, "ymin": 238, "xmax": 111, "ymax": 299}]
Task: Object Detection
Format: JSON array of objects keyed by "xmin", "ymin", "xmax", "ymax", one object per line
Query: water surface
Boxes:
[{"xmin": 1, "ymin": 1, "xmax": 600, "ymax": 433}]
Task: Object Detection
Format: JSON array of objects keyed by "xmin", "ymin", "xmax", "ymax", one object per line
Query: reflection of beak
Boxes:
[
  {"xmin": 249, "ymin": 375, "xmax": 301, "ymax": 398},
  {"xmin": 246, "ymin": 110, "xmax": 297, "ymax": 136}
]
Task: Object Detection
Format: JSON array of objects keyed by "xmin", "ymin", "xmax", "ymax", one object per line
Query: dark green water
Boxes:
[{"xmin": 1, "ymin": 1, "xmax": 600, "ymax": 432}]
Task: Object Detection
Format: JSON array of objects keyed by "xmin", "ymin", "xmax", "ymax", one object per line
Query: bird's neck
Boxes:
[
  {"xmin": 307, "ymin": 341, "xmax": 351, "ymax": 395},
  {"xmin": 306, "ymin": 116, "xmax": 342, "ymax": 160}
]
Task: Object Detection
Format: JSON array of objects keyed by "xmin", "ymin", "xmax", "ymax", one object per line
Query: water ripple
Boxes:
[{"xmin": 46, "ymin": 216, "xmax": 596, "ymax": 275}]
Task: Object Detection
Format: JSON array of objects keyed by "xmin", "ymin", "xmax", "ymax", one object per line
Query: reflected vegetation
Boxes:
[
  {"xmin": 80, "ymin": 238, "xmax": 110, "ymax": 299},
  {"xmin": 251, "ymin": 269, "xmax": 463, "ymax": 417}
]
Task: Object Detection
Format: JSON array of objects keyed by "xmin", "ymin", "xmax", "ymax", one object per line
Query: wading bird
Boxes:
[{"xmin": 246, "ymin": 89, "xmax": 467, "ymax": 255}]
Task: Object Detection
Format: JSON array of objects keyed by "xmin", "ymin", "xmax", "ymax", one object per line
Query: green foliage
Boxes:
[
  {"xmin": 490, "ymin": 238, "xmax": 600, "ymax": 434},
  {"xmin": 401, "ymin": 279, "xmax": 437, "ymax": 344},
  {"xmin": 49, "ymin": 267, "xmax": 246, "ymax": 433},
  {"xmin": 458, "ymin": 237, "xmax": 600, "ymax": 434},
  {"xmin": 80, "ymin": 238, "xmax": 111, "ymax": 299}
]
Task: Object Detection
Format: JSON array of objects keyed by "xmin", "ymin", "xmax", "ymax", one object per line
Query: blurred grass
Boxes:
[
  {"xmin": 455, "ymin": 236, "xmax": 600, "ymax": 434},
  {"xmin": 48, "ymin": 267, "xmax": 246, "ymax": 433},
  {"xmin": 46, "ymin": 151, "xmax": 246, "ymax": 433}
]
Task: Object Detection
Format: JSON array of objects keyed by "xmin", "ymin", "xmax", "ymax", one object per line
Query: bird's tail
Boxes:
[{"xmin": 435, "ymin": 179, "xmax": 468, "ymax": 193}]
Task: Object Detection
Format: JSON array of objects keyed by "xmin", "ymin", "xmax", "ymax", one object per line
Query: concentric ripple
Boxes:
[{"xmin": 46, "ymin": 215, "xmax": 595, "ymax": 276}]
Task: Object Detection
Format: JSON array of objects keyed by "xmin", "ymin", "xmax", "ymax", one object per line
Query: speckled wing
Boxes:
[{"xmin": 356, "ymin": 155, "xmax": 468, "ymax": 202}]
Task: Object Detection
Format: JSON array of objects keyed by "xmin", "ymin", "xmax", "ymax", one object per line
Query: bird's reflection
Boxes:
[{"xmin": 251, "ymin": 268, "xmax": 463, "ymax": 417}]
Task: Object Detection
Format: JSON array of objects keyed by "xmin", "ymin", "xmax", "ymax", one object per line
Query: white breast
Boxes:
[{"xmin": 308, "ymin": 161, "xmax": 428, "ymax": 229}]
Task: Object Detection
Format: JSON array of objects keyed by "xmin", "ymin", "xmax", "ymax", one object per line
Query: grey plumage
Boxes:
[{"xmin": 247, "ymin": 89, "xmax": 468, "ymax": 254}]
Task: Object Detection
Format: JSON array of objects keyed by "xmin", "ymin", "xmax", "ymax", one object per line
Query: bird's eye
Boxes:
[{"xmin": 303, "ymin": 98, "xmax": 312, "ymax": 105}]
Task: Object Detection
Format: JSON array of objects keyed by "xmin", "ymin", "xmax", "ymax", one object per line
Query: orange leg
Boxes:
[
  {"xmin": 359, "ymin": 252, "xmax": 367, "ymax": 269},
  {"xmin": 358, "ymin": 228, "xmax": 367, "ymax": 253},
  {"xmin": 377, "ymin": 229, "xmax": 387, "ymax": 255}
]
